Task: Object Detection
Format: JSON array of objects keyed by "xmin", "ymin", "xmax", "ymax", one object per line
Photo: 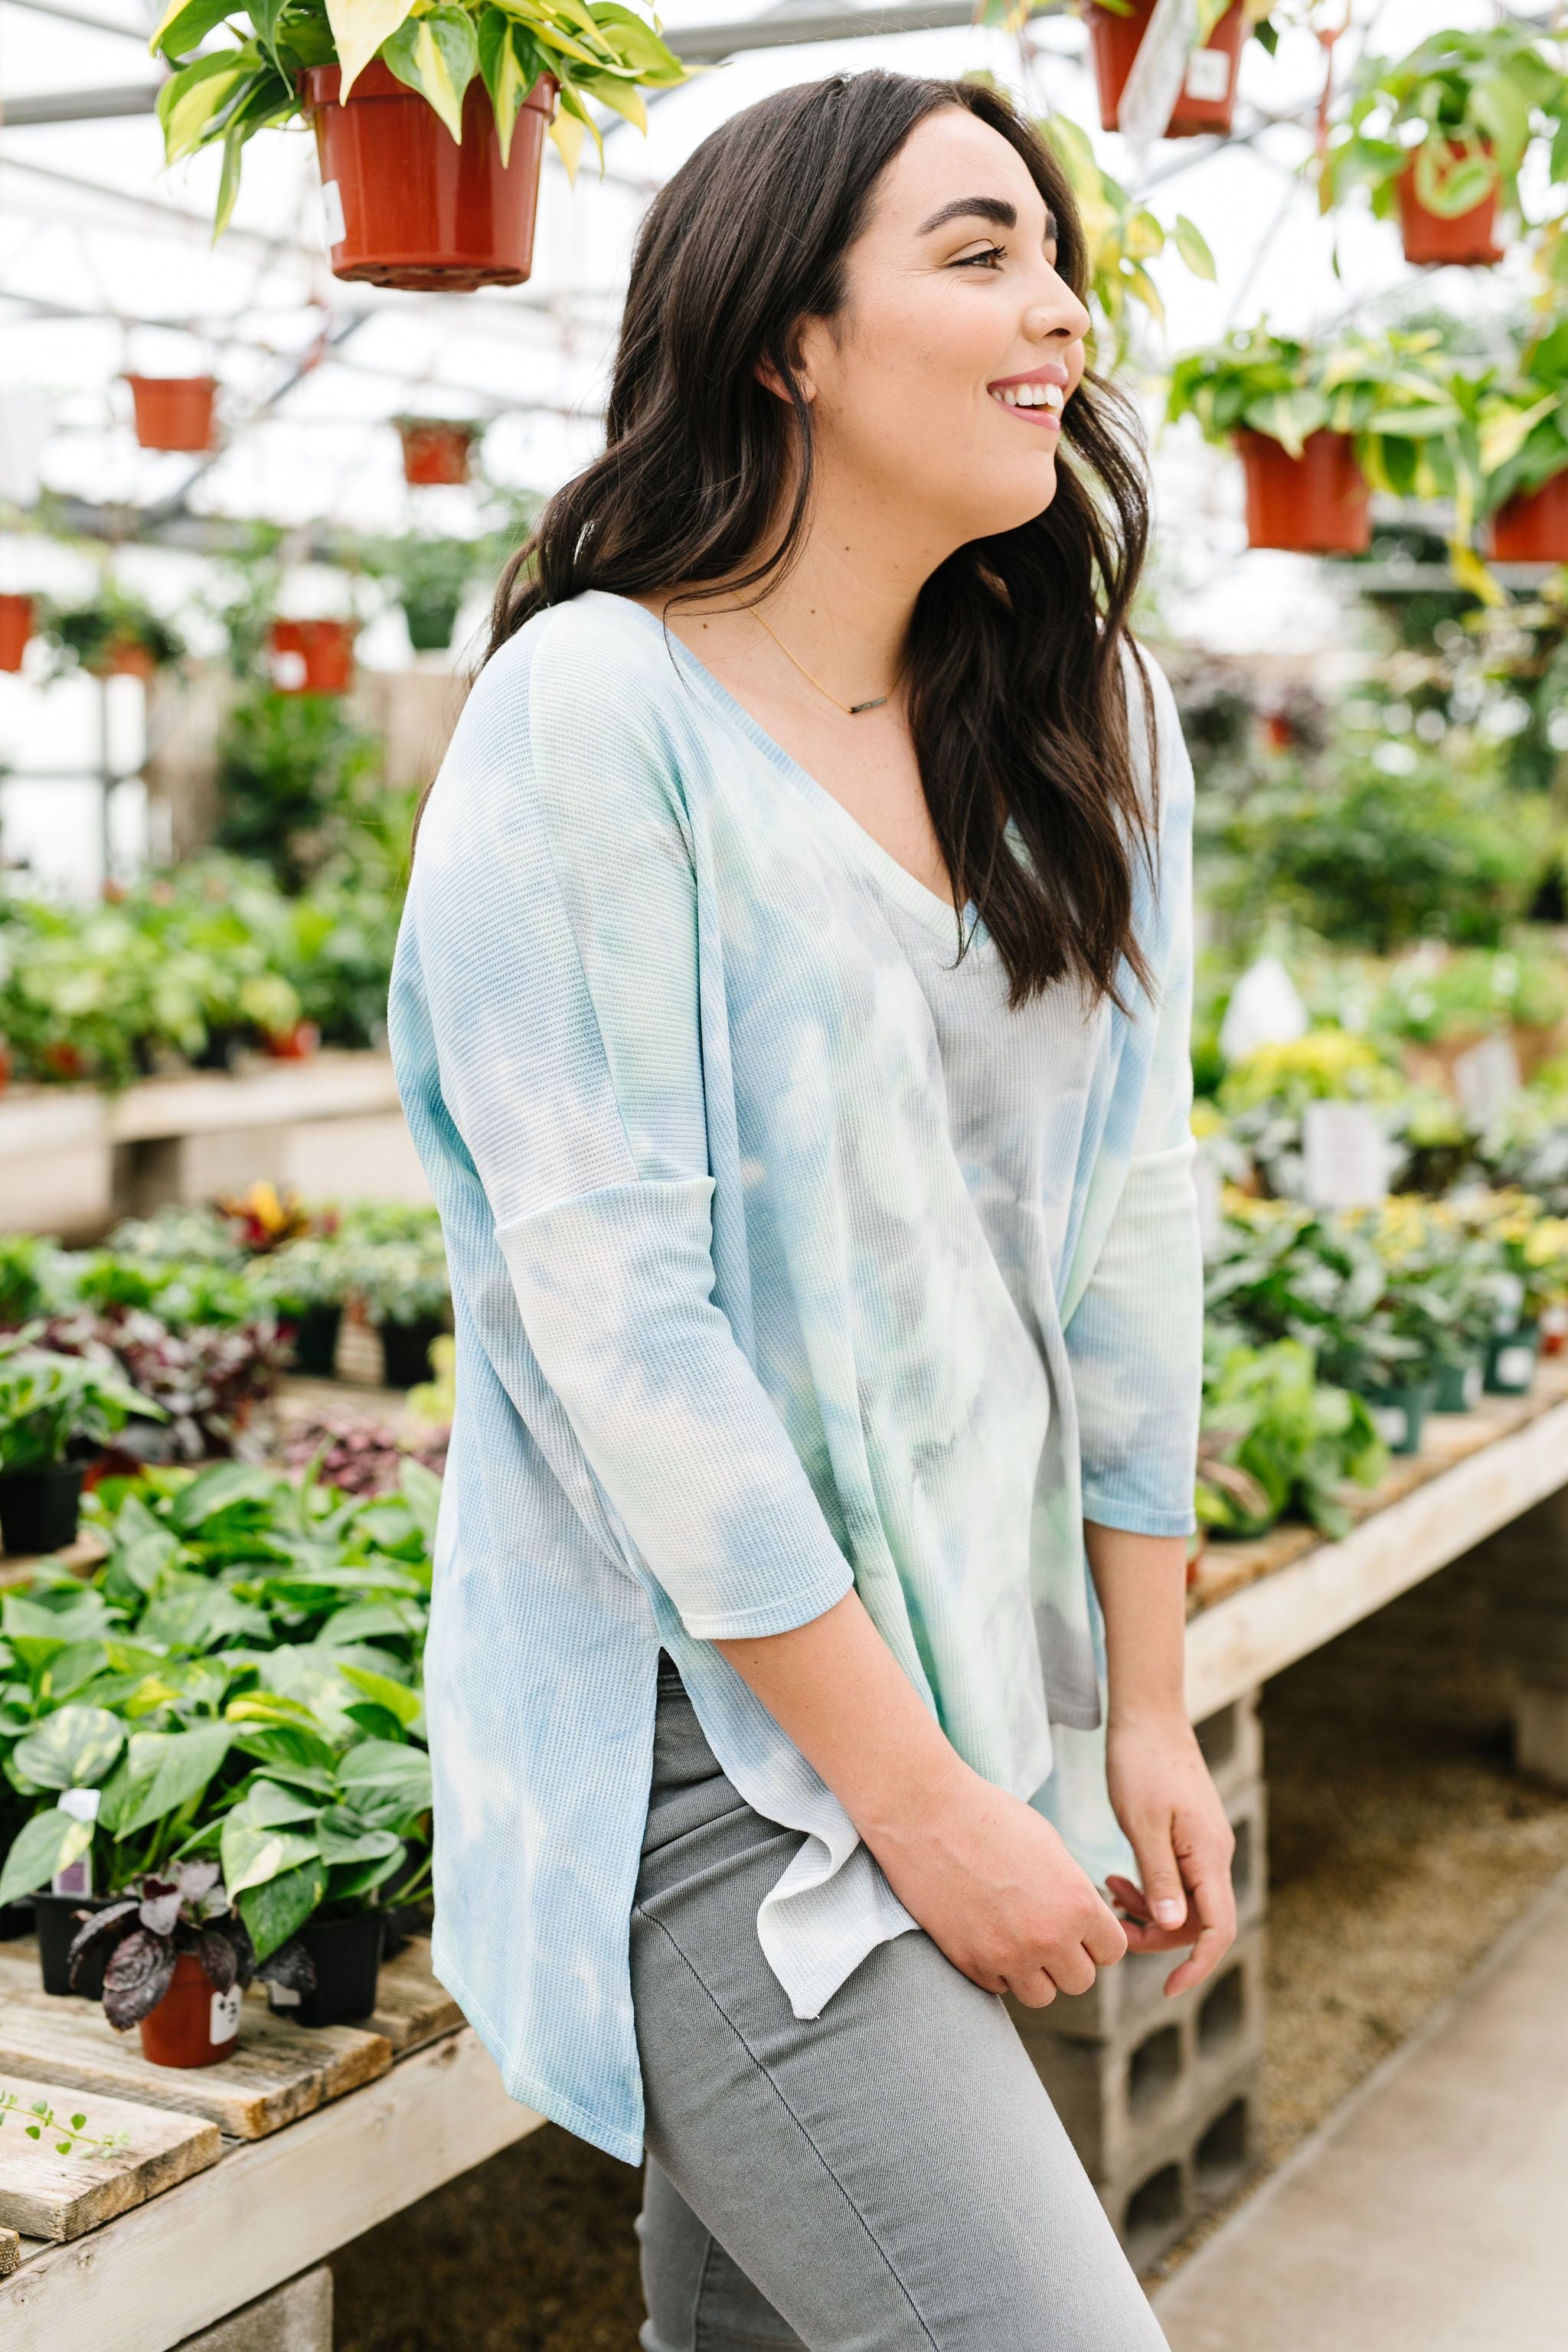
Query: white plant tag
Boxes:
[
  {"xmin": 1118, "ymin": 0, "xmax": 1197, "ymax": 163},
  {"xmin": 321, "ymin": 178, "xmax": 348, "ymax": 251},
  {"xmin": 210, "ymin": 1984, "xmax": 242, "ymax": 2044},
  {"xmin": 51, "ymin": 1786, "xmax": 101, "ymax": 1895},
  {"xmin": 1493, "ymin": 1344, "xmax": 1535, "ymax": 1388},
  {"xmin": 270, "ymin": 1982, "xmax": 302, "ymax": 2007},
  {"xmin": 1452, "ymin": 1034, "xmax": 1521, "ymax": 1120},
  {"xmin": 1302, "ymin": 1102, "xmax": 1389, "ymax": 1211},
  {"xmin": 1370, "ymin": 1404, "xmax": 1411, "ymax": 1449},
  {"xmin": 1183, "ymin": 44, "xmax": 1232, "ymax": 101},
  {"xmin": 1218, "ymin": 955, "xmax": 1308, "ymax": 1063}
]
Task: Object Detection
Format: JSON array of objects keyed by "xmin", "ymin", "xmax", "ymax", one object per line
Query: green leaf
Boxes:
[
  {"xmin": 478, "ymin": 6, "xmax": 529, "ymax": 165},
  {"xmin": 148, "ymin": 0, "xmax": 240, "ymax": 60},
  {"xmin": 0, "ymin": 1808, "xmax": 93, "ymax": 1909},
  {"xmin": 237, "ymin": 1856, "xmax": 328, "ymax": 1961},
  {"xmin": 383, "ymin": 3, "xmax": 479, "ymax": 142},
  {"xmin": 157, "ymin": 51, "xmax": 255, "ymax": 163},
  {"xmin": 166, "ymin": 1462, "xmax": 279, "ymax": 1532},
  {"xmin": 11, "ymin": 1704, "xmax": 124, "ymax": 1791},
  {"xmin": 315, "ymin": 1806, "xmax": 402, "ymax": 1867},
  {"xmin": 1171, "ymin": 214, "xmax": 1216, "ymax": 282},
  {"xmin": 335, "ymin": 1737, "xmax": 432, "ymax": 1821},
  {"xmin": 101, "ymin": 1721, "xmax": 233, "ymax": 1839},
  {"xmin": 338, "ymin": 1663, "xmax": 422, "ymax": 1730},
  {"xmin": 220, "ymin": 1820, "xmax": 322, "ymax": 1899}
]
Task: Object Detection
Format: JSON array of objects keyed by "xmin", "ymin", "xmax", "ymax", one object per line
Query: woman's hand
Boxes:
[
  {"xmin": 1103, "ymin": 1711, "xmax": 1236, "ymax": 1998},
  {"xmin": 867, "ymin": 1761, "xmax": 1129, "ymax": 2008}
]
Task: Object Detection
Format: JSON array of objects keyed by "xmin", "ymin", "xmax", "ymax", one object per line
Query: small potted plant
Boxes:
[
  {"xmin": 65, "ymin": 1863, "xmax": 266, "ymax": 2067},
  {"xmin": 1083, "ymin": 0, "xmax": 1259, "ymax": 142},
  {"xmin": 371, "ymin": 531, "xmax": 483, "ymax": 652},
  {"xmin": 0, "ymin": 1336, "xmax": 162, "ymax": 1554},
  {"xmin": 149, "ymin": 0, "xmax": 689, "ymax": 289},
  {"xmin": 1320, "ymin": 23, "xmax": 1567, "ymax": 268},
  {"xmin": 394, "ymin": 416, "xmax": 485, "ymax": 486},
  {"xmin": 38, "ymin": 583, "xmax": 185, "ymax": 683},
  {"xmin": 266, "ymin": 617, "xmax": 358, "ymax": 696},
  {"xmin": 1479, "ymin": 322, "xmax": 1568, "ymax": 564},
  {"xmin": 125, "ymin": 374, "xmax": 219, "ymax": 453},
  {"xmin": 0, "ymin": 1696, "xmax": 128, "ymax": 1997},
  {"xmin": 341, "ymin": 1210, "xmax": 451, "ymax": 1388},
  {"xmin": 0, "ymin": 591, "xmax": 34, "ymax": 673}
]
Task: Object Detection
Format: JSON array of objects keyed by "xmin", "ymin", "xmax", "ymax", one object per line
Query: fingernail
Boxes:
[{"xmin": 1154, "ymin": 1900, "xmax": 1184, "ymax": 1926}]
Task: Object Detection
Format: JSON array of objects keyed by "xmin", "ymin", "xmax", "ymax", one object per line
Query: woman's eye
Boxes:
[{"xmin": 952, "ymin": 244, "xmax": 1006, "ymax": 270}]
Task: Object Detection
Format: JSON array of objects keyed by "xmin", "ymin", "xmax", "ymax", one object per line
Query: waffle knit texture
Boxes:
[{"xmin": 387, "ymin": 588, "xmax": 1202, "ymax": 2164}]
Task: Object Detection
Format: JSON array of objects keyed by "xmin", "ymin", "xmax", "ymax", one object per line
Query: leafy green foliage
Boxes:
[
  {"xmin": 1321, "ymin": 21, "xmax": 1568, "ymax": 227},
  {"xmin": 1198, "ymin": 1337, "xmax": 1384, "ymax": 1541},
  {"xmin": 0, "ymin": 1338, "xmax": 163, "ymax": 1474}
]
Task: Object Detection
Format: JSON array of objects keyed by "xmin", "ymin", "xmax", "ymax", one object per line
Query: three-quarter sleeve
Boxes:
[
  {"xmin": 407, "ymin": 605, "xmax": 854, "ymax": 1638},
  {"xmin": 1063, "ymin": 656, "xmax": 1203, "ymax": 1540}
]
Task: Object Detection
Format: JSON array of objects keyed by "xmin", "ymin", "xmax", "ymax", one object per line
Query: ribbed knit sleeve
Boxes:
[
  {"xmin": 410, "ymin": 606, "xmax": 855, "ymax": 1638},
  {"xmin": 1063, "ymin": 658, "xmax": 1203, "ymax": 1540}
]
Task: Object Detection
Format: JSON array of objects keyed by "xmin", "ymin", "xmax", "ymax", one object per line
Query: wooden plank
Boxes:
[
  {"xmin": 0, "ymin": 2027, "xmax": 543, "ymax": 2352},
  {"xmin": 0, "ymin": 1053, "xmax": 402, "ymax": 1164},
  {"xmin": 0, "ymin": 1975, "xmax": 390, "ymax": 2140},
  {"xmin": 1185, "ymin": 1384, "xmax": 1568, "ymax": 1720},
  {"xmin": 0, "ymin": 2069, "xmax": 220, "ymax": 2241}
]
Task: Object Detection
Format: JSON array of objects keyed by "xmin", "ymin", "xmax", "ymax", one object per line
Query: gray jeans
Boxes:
[{"xmin": 631, "ymin": 1657, "xmax": 1169, "ymax": 2352}]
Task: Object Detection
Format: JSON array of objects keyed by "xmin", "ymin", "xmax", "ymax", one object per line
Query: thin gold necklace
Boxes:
[{"xmin": 747, "ymin": 603, "xmax": 897, "ymax": 717}]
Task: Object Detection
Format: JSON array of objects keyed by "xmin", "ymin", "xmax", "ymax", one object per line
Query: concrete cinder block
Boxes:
[
  {"xmin": 173, "ymin": 2265, "xmax": 332, "ymax": 2352},
  {"xmin": 1113, "ymin": 2051, "xmax": 1264, "ymax": 2275},
  {"xmin": 1012, "ymin": 1924, "xmax": 1266, "ymax": 2185},
  {"xmin": 1193, "ymin": 1690, "xmax": 1264, "ymax": 1806}
]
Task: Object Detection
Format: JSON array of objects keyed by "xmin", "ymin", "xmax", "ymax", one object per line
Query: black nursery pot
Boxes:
[
  {"xmin": 33, "ymin": 1890, "xmax": 113, "ymax": 1999},
  {"xmin": 270, "ymin": 1909, "xmax": 385, "ymax": 2027},
  {"xmin": 290, "ymin": 1302, "xmax": 344, "ymax": 1377},
  {"xmin": 0, "ymin": 1462, "xmax": 84, "ymax": 1556},
  {"xmin": 377, "ymin": 1315, "xmax": 444, "ymax": 1389}
]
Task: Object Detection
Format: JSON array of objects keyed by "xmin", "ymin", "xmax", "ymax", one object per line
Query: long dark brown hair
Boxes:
[{"xmin": 486, "ymin": 70, "xmax": 1157, "ymax": 1008}]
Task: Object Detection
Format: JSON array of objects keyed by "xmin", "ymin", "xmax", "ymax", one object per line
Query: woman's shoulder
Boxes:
[{"xmin": 477, "ymin": 588, "xmax": 690, "ymax": 714}]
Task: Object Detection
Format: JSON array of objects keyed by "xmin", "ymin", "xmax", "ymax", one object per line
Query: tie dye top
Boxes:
[{"xmin": 388, "ymin": 588, "xmax": 1202, "ymax": 2164}]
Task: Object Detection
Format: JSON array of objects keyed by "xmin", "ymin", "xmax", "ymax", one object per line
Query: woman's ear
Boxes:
[{"xmin": 755, "ymin": 335, "xmax": 815, "ymax": 406}]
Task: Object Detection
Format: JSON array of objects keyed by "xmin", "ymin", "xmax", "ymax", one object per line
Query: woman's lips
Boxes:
[{"xmin": 989, "ymin": 377, "xmax": 1066, "ymax": 425}]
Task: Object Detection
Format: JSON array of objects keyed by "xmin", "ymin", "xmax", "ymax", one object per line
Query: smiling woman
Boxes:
[{"xmin": 392, "ymin": 68, "xmax": 1222, "ymax": 2352}]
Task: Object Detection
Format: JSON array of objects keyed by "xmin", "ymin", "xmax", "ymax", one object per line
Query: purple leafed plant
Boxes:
[{"xmin": 65, "ymin": 1860, "xmax": 315, "ymax": 2030}]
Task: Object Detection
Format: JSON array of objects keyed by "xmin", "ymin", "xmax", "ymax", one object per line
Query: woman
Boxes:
[{"xmin": 390, "ymin": 69, "xmax": 1235, "ymax": 2351}]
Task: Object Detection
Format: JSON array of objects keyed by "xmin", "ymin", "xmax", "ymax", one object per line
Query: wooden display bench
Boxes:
[
  {"xmin": 0, "ymin": 1054, "xmax": 430, "ymax": 1239},
  {"xmin": 0, "ymin": 1935, "xmax": 541, "ymax": 2351}
]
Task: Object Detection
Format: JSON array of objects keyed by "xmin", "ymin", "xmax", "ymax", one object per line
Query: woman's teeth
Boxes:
[{"xmin": 992, "ymin": 382, "xmax": 1065, "ymax": 412}]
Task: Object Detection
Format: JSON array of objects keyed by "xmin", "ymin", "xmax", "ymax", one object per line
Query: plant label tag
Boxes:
[
  {"xmin": 210, "ymin": 1984, "xmax": 241, "ymax": 2044},
  {"xmin": 269, "ymin": 1983, "xmax": 302, "ymax": 2007},
  {"xmin": 1183, "ymin": 45, "xmax": 1231, "ymax": 101},
  {"xmin": 51, "ymin": 1786, "xmax": 101, "ymax": 1894},
  {"xmin": 1302, "ymin": 1102, "xmax": 1389, "ymax": 1210},
  {"xmin": 321, "ymin": 178, "xmax": 348, "ymax": 252},
  {"xmin": 1118, "ymin": 0, "xmax": 1197, "ymax": 160},
  {"xmin": 1494, "ymin": 1344, "xmax": 1535, "ymax": 1389},
  {"xmin": 1452, "ymin": 1034, "xmax": 1521, "ymax": 1120},
  {"xmin": 1370, "ymin": 1405, "xmax": 1411, "ymax": 1449}
]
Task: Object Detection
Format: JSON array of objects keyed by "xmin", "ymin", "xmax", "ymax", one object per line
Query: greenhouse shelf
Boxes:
[{"xmin": 0, "ymin": 1054, "xmax": 430, "ymax": 1235}]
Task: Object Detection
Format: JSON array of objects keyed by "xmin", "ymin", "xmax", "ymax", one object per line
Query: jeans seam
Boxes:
[{"xmin": 638, "ymin": 1905, "xmax": 939, "ymax": 2350}]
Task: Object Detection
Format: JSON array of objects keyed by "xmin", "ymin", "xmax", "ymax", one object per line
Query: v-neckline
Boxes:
[{"xmin": 587, "ymin": 590, "xmax": 982, "ymax": 947}]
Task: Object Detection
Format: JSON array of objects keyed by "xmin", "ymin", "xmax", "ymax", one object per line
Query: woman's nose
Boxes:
[{"xmin": 1024, "ymin": 283, "xmax": 1091, "ymax": 348}]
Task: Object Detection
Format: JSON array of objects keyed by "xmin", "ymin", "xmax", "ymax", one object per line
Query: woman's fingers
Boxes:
[
  {"xmin": 1159, "ymin": 1862, "xmax": 1239, "ymax": 1998},
  {"xmin": 1125, "ymin": 1824, "xmax": 1189, "ymax": 1932}
]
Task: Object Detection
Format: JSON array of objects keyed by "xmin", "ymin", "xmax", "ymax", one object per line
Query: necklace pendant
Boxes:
[{"xmin": 848, "ymin": 694, "xmax": 889, "ymax": 715}]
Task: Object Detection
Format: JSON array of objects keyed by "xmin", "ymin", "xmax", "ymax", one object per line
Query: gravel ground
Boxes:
[{"xmin": 330, "ymin": 1544, "xmax": 1568, "ymax": 2348}]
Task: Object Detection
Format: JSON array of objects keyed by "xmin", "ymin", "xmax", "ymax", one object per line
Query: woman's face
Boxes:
[{"xmin": 795, "ymin": 107, "xmax": 1093, "ymax": 547}]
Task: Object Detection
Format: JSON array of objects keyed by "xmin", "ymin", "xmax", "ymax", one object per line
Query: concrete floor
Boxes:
[{"xmin": 1154, "ymin": 1866, "xmax": 1568, "ymax": 2352}]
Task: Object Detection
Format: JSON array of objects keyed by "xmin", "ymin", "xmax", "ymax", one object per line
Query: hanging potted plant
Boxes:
[
  {"xmin": 0, "ymin": 1337, "xmax": 163, "ymax": 1555},
  {"xmin": 372, "ymin": 529, "xmax": 482, "ymax": 652},
  {"xmin": 394, "ymin": 415, "xmax": 484, "ymax": 485},
  {"xmin": 149, "ymin": 0, "xmax": 691, "ymax": 292},
  {"xmin": 1319, "ymin": 23, "xmax": 1567, "ymax": 270},
  {"xmin": 1167, "ymin": 325, "xmax": 1462, "ymax": 557},
  {"xmin": 1083, "ymin": 0, "xmax": 1261, "ymax": 142},
  {"xmin": 1479, "ymin": 322, "xmax": 1568, "ymax": 565},
  {"xmin": 38, "ymin": 583, "xmax": 185, "ymax": 684},
  {"xmin": 1037, "ymin": 113, "xmax": 1217, "ymax": 373},
  {"xmin": 0, "ymin": 591, "xmax": 34, "ymax": 673},
  {"xmin": 125, "ymin": 374, "xmax": 219, "ymax": 453},
  {"xmin": 267, "ymin": 616, "xmax": 358, "ymax": 695}
]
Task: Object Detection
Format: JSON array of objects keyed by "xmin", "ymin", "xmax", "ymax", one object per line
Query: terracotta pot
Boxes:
[
  {"xmin": 1089, "ymin": 0, "xmax": 1244, "ymax": 138},
  {"xmin": 0, "ymin": 592, "xmax": 34, "ymax": 673},
  {"xmin": 139, "ymin": 1951, "xmax": 240, "ymax": 2068},
  {"xmin": 126, "ymin": 374, "xmax": 219, "ymax": 453},
  {"xmin": 268, "ymin": 616, "xmax": 357, "ymax": 695},
  {"xmin": 1236, "ymin": 429, "xmax": 1370, "ymax": 555},
  {"xmin": 1488, "ymin": 472, "xmax": 1568, "ymax": 564},
  {"xmin": 1395, "ymin": 152, "xmax": 1501, "ymax": 269},
  {"xmin": 264, "ymin": 1019, "xmax": 321, "ymax": 1060},
  {"xmin": 88, "ymin": 635, "xmax": 157, "ymax": 682},
  {"xmin": 397, "ymin": 417, "xmax": 480, "ymax": 485},
  {"xmin": 302, "ymin": 64, "xmax": 556, "ymax": 292}
]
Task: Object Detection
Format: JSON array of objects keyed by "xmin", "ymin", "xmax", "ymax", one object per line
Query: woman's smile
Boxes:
[{"xmin": 988, "ymin": 362, "xmax": 1070, "ymax": 426}]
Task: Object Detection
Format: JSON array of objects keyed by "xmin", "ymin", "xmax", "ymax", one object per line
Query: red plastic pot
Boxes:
[
  {"xmin": 1488, "ymin": 472, "xmax": 1568, "ymax": 564},
  {"xmin": 0, "ymin": 593, "xmax": 34, "ymax": 673},
  {"xmin": 1089, "ymin": 0, "xmax": 1244, "ymax": 139},
  {"xmin": 264, "ymin": 1020, "xmax": 321, "ymax": 1060},
  {"xmin": 138, "ymin": 1952, "xmax": 240, "ymax": 2068},
  {"xmin": 269, "ymin": 617, "xmax": 358, "ymax": 695},
  {"xmin": 89, "ymin": 636, "xmax": 157, "ymax": 681},
  {"xmin": 1236, "ymin": 429, "xmax": 1370, "ymax": 555},
  {"xmin": 126, "ymin": 375, "xmax": 219, "ymax": 453},
  {"xmin": 302, "ymin": 64, "xmax": 556, "ymax": 292},
  {"xmin": 397, "ymin": 417, "xmax": 481, "ymax": 485},
  {"xmin": 1395, "ymin": 151, "xmax": 1501, "ymax": 268}
]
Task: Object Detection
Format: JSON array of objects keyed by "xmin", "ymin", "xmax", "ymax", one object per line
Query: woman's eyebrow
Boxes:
[{"xmin": 915, "ymin": 196, "xmax": 1060, "ymax": 244}]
